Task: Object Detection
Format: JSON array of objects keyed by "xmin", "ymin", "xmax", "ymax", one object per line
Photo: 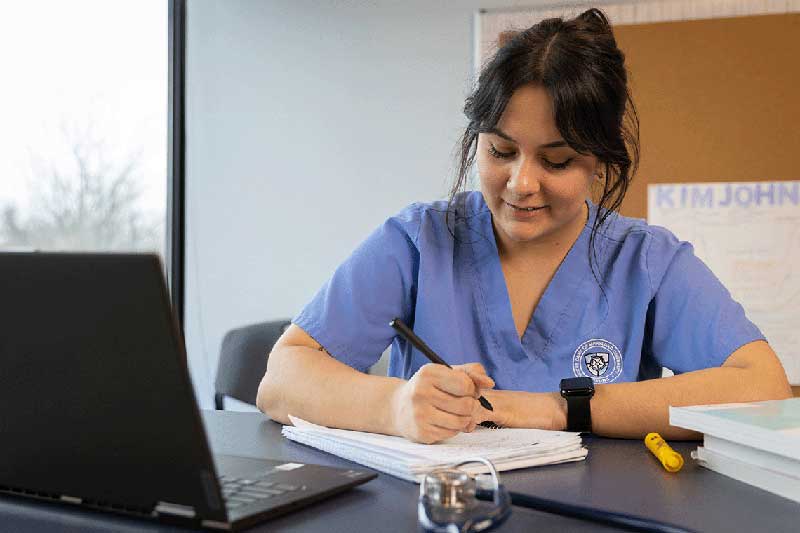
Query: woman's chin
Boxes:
[{"xmin": 500, "ymin": 225, "xmax": 548, "ymax": 244}]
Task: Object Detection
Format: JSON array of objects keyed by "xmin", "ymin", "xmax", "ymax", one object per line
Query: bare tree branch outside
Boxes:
[{"xmin": 0, "ymin": 120, "xmax": 164, "ymax": 253}]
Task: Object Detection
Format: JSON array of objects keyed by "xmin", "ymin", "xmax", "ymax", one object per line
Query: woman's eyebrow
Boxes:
[
  {"xmin": 485, "ymin": 127, "xmax": 568, "ymax": 149},
  {"xmin": 485, "ymin": 127, "xmax": 517, "ymax": 143},
  {"xmin": 539, "ymin": 140, "xmax": 568, "ymax": 149}
]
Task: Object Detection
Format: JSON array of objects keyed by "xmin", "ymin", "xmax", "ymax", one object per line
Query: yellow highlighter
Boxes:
[{"xmin": 645, "ymin": 432, "xmax": 684, "ymax": 473}]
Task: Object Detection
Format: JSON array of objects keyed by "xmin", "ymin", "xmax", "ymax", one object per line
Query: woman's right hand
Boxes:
[{"xmin": 389, "ymin": 363, "xmax": 495, "ymax": 444}]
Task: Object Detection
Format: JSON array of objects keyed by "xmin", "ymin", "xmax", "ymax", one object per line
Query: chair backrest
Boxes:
[{"xmin": 214, "ymin": 319, "xmax": 291, "ymax": 409}]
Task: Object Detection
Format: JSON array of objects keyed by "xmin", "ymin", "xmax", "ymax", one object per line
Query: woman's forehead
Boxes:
[{"xmin": 495, "ymin": 84, "xmax": 563, "ymax": 146}]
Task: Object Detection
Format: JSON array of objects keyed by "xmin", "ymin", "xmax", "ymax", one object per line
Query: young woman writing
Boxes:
[{"xmin": 257, "ymin": 9, "xmax": 791, "ymax": 443}]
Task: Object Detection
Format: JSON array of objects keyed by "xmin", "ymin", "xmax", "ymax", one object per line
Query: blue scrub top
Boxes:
[{"xmin": 294, "ymin": 191, "xmax": 764, "ymax": 392}]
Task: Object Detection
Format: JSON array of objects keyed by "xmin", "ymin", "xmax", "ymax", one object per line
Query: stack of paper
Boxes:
[
  {"xmin": 282, "ymin": 415, "xmax": 587, "ymax": 483},
  {"xmin": 670, "ymin": 398, "xmax": 800, "ymax": 503}
]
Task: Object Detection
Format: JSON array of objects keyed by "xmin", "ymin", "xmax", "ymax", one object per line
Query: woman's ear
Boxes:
[{"xmin": 593, "ymin": 163, "xmax": 604, "ymax": 180}]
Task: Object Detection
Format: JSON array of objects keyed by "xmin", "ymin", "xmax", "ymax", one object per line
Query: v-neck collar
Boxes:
[{"xmin": 466, "ymin": 193, "xmax": 597, "ymax": 363}]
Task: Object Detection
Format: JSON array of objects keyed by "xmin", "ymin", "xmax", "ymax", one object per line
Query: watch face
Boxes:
[
  {"xmin": 562, "ymin": 387, "xmax": 594, "ymax": 395},
  {"xmin": 560, "ymin": 377, "xmax": 595, "ymax": 396}
]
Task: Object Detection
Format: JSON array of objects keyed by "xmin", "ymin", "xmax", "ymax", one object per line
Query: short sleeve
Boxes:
[
  {"xmin": 292, "ymin": 204, "xmax": 421, "ymax": 372},
  {"xmin": 644, "ymin": 229, "xmax": 765, "ymax": 374}
]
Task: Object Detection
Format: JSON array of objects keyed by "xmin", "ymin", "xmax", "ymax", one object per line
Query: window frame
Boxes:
[{"xmin": 168, "ymin": 0, "xmax": 186, "ymax": 328}]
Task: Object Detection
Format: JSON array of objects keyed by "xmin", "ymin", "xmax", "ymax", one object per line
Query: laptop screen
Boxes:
[{"xmin": 0, "ymin": 253, "xmax": 224, "ymax": 519}]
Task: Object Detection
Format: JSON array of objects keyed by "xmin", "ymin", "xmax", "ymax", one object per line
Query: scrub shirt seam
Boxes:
[
  {"xmin": 643, "ymin": 231, "xmax": 655, "ymax": 299},
  {"xmin": 292, "ymin": 313, "xmax": 373, "ymax": 373},
  {"xmin": 712, "ymin": 334, "xmax": 767, "ymax": 369},
  {"xmin": 594, "ymin": 225, "xmax": 656, "ymax": 297},
  {"xmin": 539, "ymin": 277, "xmax": 584, "ymax": 361},
  {"xmin": 703, "ymin": 298, "xmax": 767, "ymax": 371},
  {"xmin": 540, "ymin": 227, "xmax": 604, "ymax": 356},
  {"xmin": 466, "ymin": 212, "xmax": 509, "ymax": 385},
  {"xmin": 411, "ymin": 203, "xmax": 423, "ymax": 246},
  {"xmin": 592, "ymin": 224, "xmax": 645, "ymax": 245},
  {"xmin": 469, "ymin": 237, "xmax": 502, "ymax": 359},
  {"xmin": 526, "ymin": 204, "xmax": 598, "ymax": 362},
  {"xmin": 470, "ymin": 261, "xmax": 502, "ymax": 357},
  {"xmin": 589, "ymin": 206, "xmax": 652, "ymax": 246}
]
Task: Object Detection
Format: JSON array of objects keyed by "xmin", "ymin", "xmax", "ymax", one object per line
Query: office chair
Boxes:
[{"xmin": 214, "ymin": 319, "xmax": 292, "ymax": 410}]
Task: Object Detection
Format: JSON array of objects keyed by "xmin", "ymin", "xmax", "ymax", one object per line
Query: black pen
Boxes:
[{"xmin": 389, "ymin": 317, "xmax": 494, "ymax": 412}]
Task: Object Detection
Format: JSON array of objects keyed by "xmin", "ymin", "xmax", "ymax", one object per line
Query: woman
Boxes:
[{"xmin": 257, "ymin": 8, "xmax": 791, "ymax": 443}]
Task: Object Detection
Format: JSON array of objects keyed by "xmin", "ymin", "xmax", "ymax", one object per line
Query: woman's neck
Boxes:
[{"xmin": 495, "ymin": 201, "xmax": 589, "ymax": 266}]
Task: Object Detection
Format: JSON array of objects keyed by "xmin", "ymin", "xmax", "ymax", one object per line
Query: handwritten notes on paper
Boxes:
[{"xmin": 282, "ymin": 416, "xmax": 586, "ymax": 482}]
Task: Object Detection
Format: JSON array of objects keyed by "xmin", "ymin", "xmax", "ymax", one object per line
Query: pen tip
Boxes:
[{"xmin": 479, "ymin": 396, "xmax": 494, "ymax": 411}]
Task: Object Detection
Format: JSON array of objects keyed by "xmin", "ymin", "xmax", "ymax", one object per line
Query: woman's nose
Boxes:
[{"xmin": 507, "ymin": 158, "xmax": 541, "ymax": 194}]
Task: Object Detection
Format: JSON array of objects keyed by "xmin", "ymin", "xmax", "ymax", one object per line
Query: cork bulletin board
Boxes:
[
  {"xmin": 477, "ymin": 1, "xmax": 800, "ymax": 389},
  {"xmin": 611, "ymin": 12, "xmax": 800, "ymax": 219}
]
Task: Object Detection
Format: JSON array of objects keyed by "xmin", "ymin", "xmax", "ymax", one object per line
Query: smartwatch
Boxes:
[{"xmin": 559, "ymin": 377, "xmax": 595, "ymax": 433}]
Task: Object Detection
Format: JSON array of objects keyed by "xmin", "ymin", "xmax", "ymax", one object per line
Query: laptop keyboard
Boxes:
[{"xmin": 219, "ymin": 475, "xmax": 301, "ymax": 510}]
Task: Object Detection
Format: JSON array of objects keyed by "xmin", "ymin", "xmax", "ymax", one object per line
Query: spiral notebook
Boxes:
[{"xmin": 282, "ymin": 415, "xmax": 587, "ymax": 483}]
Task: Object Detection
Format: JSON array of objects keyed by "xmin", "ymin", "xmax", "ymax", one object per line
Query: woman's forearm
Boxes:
[
  {"xmin": 591, "ymin": 365, "xmax": 791, "ymax": 438},
  {"xmin": 488, "ymin": 341, "xmax": 792, "ymax": 439},
  {"xmin": 258, "ymin": 323, "xmax": 499, "ymax": 444},
  {"xmin": 257, "ymin": 344, "xmax": 404, "ymax": 435},
  {"xmin": 593, "ymin": 341, "xmax": 791, "ymax": 438}
]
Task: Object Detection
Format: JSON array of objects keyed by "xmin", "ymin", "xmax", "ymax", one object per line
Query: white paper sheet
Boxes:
[
  {"xmin": 648, "ymin": 181, "xmax": 800, "ymax": 383},
  {"xmin": 283, "ymin": 415, "xmax": 587, "ymax": 483}
]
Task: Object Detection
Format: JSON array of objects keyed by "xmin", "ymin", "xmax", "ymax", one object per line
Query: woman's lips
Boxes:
[
  {"xmin": 506, "ymin": 201, "xmax": 546, "ymax": 211},
  {"xmin": 504, "ymin": 200, "xmax": 548, "ymax": 219}
]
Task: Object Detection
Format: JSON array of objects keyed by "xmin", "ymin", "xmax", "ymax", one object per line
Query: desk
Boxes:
[{"xmin": 0, "ymin": 410, "xmax": 797, "ymax": 532}]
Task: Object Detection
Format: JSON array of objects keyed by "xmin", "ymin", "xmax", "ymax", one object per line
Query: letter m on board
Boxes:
[{"xmin": 691, "ymin": 186, "xmax": 713, "ymax": 208}]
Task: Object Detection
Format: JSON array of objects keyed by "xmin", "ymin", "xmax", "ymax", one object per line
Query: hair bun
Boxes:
[{"xmin": 578, "ymin": 8, "xmax": 611, "ymax": 29}]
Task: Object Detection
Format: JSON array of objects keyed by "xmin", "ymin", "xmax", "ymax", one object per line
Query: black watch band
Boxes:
[
  {"xmin": 564, "ymin": 394, "xmax": 592, "ymax": 433},
  {"xmin": 560, "ymin": 377, "xmax": 594, "ymax": 433}
]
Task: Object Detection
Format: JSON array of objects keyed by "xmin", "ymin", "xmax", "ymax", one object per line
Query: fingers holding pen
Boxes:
[
  {"xmin": 419, "ymin": 363, "xmax": 495, "ymax": 422},
  {"xmin": 395, "ymin": 397, "xmax": 470, "ymax": 443},
  {"xmin": 412, "ymin": 365, "xmax": 477, "ymax": 419},
  {"xmin": 453, "ymin": 362, "xmax": 495, "ymax": 395},
  {"xmin": 417, "ymin": 363, "xmax": 493, "ymax": 398},
  {"xmin": 422, "ymin": 364, "xmax": 478, "ymax": 397},
  {"xmin": 428, "ymin": 387, "xmax": 477, "ymax": 417},
  {"xmin": 423, "ymin": 406, "xmax": 472, "ymax": 432},
  {"xmin": 391, "ymin": 364, "xmax": 485, "ymax": 443},
  {"xmin": 388, "ymin": 319, "xmax": 496, "ymax": 439}
]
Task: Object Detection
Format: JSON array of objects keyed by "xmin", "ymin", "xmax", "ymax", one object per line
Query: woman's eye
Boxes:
[
  {"xmin": 488, "ymin": 144, "xmax": 515, "ymax": 159},
  {"xmin": 542, "ymin": 157, "xmax": 573, "ymax": 170}
]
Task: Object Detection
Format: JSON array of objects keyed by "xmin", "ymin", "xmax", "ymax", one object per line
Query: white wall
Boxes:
[{"xmin": 184, "ymin": 0, "xmax": 596, "ymax": 409}]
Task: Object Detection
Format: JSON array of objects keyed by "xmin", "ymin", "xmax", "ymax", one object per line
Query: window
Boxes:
[{"xmin": 0, "ymin": 1, "xmax": 168, "ymax": 257}]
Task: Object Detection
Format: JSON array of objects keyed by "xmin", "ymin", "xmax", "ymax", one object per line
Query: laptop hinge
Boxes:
[
  {"xmin": 155, "ymin": 501, "xmax": 196, "ymax": 519},
  {"xmin": 202, "ymin": 519, "xmax": 232, "ymax": 530}
]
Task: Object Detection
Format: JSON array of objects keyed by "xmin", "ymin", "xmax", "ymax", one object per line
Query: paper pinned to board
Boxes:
[
  {"xmin": 283, "ymin": 415, "xmax": 587, "ymax": 483},
  {"xmin": 648, "ymin": 181, "xmax": 800, "ymax": 383}
]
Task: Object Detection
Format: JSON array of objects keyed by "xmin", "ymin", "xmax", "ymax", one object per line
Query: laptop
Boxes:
[{"xmin": 0, "ymin": 252, "xmax": 376, "ymax": 530}]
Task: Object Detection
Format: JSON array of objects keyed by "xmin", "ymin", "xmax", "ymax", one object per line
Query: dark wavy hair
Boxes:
[{"xmin": 450, "ymin": 8, "xmax": 639, "ymax": 283}]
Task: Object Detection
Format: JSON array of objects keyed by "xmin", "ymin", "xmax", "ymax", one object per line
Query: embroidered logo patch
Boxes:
[
  {"xmin": 572, "ymin": 338, "xmax": 623, "ymax": 383},
  {"xmin": 585, "ymin": 352, "xmax": 609, "ymax": 376}
]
